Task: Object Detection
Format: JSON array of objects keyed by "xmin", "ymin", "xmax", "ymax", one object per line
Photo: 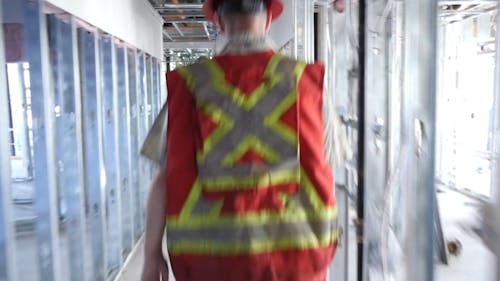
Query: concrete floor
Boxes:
[
  {"xmin": 435, "ymin": 188, "xmax": 495, "ymax": 281},
  {"xmin": 11, "ymin": 180, "xmax": 496, "ymax": 281},
  {"xmin": 116, "ymin": 237, "xmax": 175, "ymax": 281}
]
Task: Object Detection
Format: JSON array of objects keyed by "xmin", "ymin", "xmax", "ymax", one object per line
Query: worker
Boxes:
[{"xmin": 141, "ymin": 0, "xmax": 342, "ymax": 280}]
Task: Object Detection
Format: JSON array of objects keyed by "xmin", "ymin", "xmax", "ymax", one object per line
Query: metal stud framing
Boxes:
[
  {"xmin": 404, "ymin": 0, "xmax": 438, "ymax": 280},
  {"xmin": 363, "ymin": 1, "xmax": 391, "ymax": 280},
  {"xmin": 362, "ymin": 0, "xmax": 438, "ymax": 280},
  {"xmin": 137, "ymin": 52, "xmax": 149, "ymax": 231},
  {"xmin": 46, "ymin": 14, "xmax": 88, "ymax": 281},
  {"xmin": 116, "ymin": 45, "xmax": 134, "ymax": 258},
  {"xmin": 79, "ymin": 28, "xmax": 107, "ymax": 281},
  {"xmin": 24, "ymin": 1, "xmax": 63, "ymax": 280},
  {"xmin": 293, "ymin": 0, "xmax": 315, "ymax": 61},
  {"xmin": 0, "ymin": 1, "xmax": 17, "ymax": 280},
  {"xmin": 99, "ymin": 35, "xmax": 123, "ymax": 276},
  {"xmin": 127, "ymin": 48, "xmax": 143, "ymax": 242},
  {"xmin": 0, "ymin": 3, "xmax": 163, "ymax": 279}
]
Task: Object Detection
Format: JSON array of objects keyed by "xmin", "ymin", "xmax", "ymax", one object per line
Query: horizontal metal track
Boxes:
[
  {"xmin": 153, "ymin": 3, "xmax": 203, "ymax": 10},
  {"xmin": 163, "ymin": 41, "xmax": 216, "ymax": 49}
]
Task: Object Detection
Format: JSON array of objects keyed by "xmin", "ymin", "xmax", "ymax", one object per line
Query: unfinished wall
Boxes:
[{"xmin": 44, "ymin": 0, "xmax": 163, "ymax": 58}]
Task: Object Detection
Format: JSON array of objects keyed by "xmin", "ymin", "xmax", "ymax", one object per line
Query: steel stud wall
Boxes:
[
  {"xmin": 0, "ymin": 1, "xmax": 17, "ymax": 281},
  {"xmin": 362, "ymin": 0, "xmax": 438, "ymax": 280},
  {"xmin": 0, "ymin": 2, "xmax": 163, "ymax": 280}
]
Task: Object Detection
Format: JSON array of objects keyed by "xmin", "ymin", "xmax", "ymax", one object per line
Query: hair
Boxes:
[
  {"xmin": 219, "ymin": 9, "xmax": 267, "ymax": 28},
  {"xmin": 215, "ymin": 0, "xmax": 268, "ymax": 16},
  {"xmin": 215, "ymin": 0, "xmax": 270, "ymax": 35}
]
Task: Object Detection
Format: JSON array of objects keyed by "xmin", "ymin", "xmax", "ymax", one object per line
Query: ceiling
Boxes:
[
  {"xmin": 149, "ymin": 0, "xmax": 498, "ymax": 39},
  {"xmin": 148, "ymin": 0, "xmax": 216, "ymax": 64},
  {"xmin": 149, "ymin": 0, "xmax": 498, "ymax": 63},
  {"xmin": 148, "ymin": 0, "xmax": 217, "ymax": 43},
  {"xmin": 439, "ymin": 2, "xmax": 497, "ymax": 24}
]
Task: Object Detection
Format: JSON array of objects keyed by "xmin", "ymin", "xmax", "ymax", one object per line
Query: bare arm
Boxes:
[{"xmin": 142, "ymin": 169, "xmax": 169, "ymax": 281}]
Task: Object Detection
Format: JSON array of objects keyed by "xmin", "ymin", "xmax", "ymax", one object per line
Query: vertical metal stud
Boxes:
[
  {"xmin": 491, "ymin": 5, "xmax": 500, "ymax": 279},
  {"xmin": 357, "ymin": 0, "xmax": 367, "ymax": 279},
  {"xmin": 99, "ymin": 35, "xmax": 122, "ymax": 277},
  {"xmin": 46, "ymin": 14, "xmax": 88, "ymax": 281},
  {"xmin": 136, "ymin": 52, "xmax": 148, "ymax": 231},
  {"xmin": 293, "ymin": 0, "xmax": 314, "ymax": 62},
  {"xmin": 110, "ymin": 39, "xmax": 124, "ymax": 270},
  {"xmin": 326, "ymin": 2, "xmax": 355, "ymax": 278},
  {"xmin": 160, "ymin": 60, "xmax": 167, "ymax": 104},
  {"xmin": 78, "ymin": 29, "xmax": 106, "ymax": 281},
  {"xmin": 70, "ymin": 18, "xmax": 91, "ymax": 281},
  {"xmin": 145, "ymin": 55, "xmax": 154, "ymax": 177},
  {"xmin": 127, "ymin": 49, "xmax": 142, "ymax": 241},
  {"xmin": 145, "ymin": 57, "xmax": 151, "ymax": 114},
  {"xmin": 363, "ymin": 1, "xmax": 390, "ymax": 280},
  {"xmin": 151, "ymin": 58, "xmax": 160, "ymax": 118},
  {"xmin": 0, "ymin": 1, "xmax": 17, "ymax": 279},
  {"xmin": 157, "ymin": 59, "xmax": 163, "ymax": 112},
  {"xmin": 24, "ymin": 1, "xmax": 63, "ymax": 280},
  {"xmin": 115, "ymin": 45, "xmax": 133, "ymax": 258},
  {"xmin": 404, "ymin": 0, "xmax": 438, "ymax": 280}
]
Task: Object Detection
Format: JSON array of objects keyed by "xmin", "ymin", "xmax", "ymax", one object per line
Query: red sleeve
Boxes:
[
  {"xmin": 165, "ymin": 70, "xmax": 199, "ymax": 215},
  {"xmin": 298, "ymin": 63, "xmax": 336, "ymax": 207}
]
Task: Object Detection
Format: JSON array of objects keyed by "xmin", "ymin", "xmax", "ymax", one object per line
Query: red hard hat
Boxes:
[{"xmin": 203, "ymin": 0, "xmax": 284, "ymax": 24}]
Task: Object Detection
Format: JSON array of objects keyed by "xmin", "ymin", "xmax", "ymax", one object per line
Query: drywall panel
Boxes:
[{"xmin": 45, "ymin": 0, "xmax": 163, "ymax": 58}]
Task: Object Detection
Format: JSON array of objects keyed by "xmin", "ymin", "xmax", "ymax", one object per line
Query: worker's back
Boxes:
[{"xmin": 164, "ymin": 50, "xmax": 337, "ymax": 281}]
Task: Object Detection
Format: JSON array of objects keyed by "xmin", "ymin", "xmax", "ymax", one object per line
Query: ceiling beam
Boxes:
[
  {"xmin": 153, "ymin": 3, "xmax": 203, "ymax": 10},
  {"xmin": 163, "ymin": 41, "xmax": 216, "ymax": 49},
  {"xmin": 439, "ymin": 0, "xmax": 496, "ymax": 5}
]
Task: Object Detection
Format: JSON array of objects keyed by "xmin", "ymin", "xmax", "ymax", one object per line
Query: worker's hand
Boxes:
[{"xmin": 141, "ymin": 253, "xmax": 169, "ymax": 281}]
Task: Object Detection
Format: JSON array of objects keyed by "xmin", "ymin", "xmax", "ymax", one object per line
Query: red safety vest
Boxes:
[{"xmin": 165, "ymin": 51, "xmax": 337, "ymax": 281}]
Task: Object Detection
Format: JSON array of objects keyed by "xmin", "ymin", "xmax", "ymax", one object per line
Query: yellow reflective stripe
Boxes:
[
  {"xmin": 222, "ymin": 134, "xmax": 282, "ymax": 167},
  {"xmin": 179, "ymin": 179, "xmax": 201, "ymax": 219},
  {"xmin": 263, "ymin": 90, "xmax": 299, "ymax": 145},
  {"xmin": 195, "ymin": 102, "xmax": 235, "ymax": 163},
  {"xmin": 278, "ymin": 191, "xmax": 297, "ymax": 209},
  {"xmin": 177, "ymin": 66, "xmax": 196, "ymax": 91},
  {"xmin": 170, "ymin": 164, "xmax": 336, "ymax": 228},
  {"xmin": 300, "ymin": 167, "xmax": 329, "ymax": 212},
  {"xmin": 168, "ymin": 230, "xmax": 339, "ymax": 255},
  {"xmin": 178, "ymin": 65, "xmax": 235, "ymax": 162},
  {"xmin": 293, "ymin": 60, "xmax": 307, "ymax": 80},
  {"xmin": 204, "ymin": 55, "xmax": 285, "ymax": 111},
  {"xmin": 264, "ymin": 53, "xmax": 285, "ymax": 77},
  {"xmin": 169, "ymin": 206, "xmax": 337, "ymax": 229},
  {"xmin": 263, "ymin": 61, "xmax": 306, "ymax": 146},
  {"xmin": 201, "ymin": 169, "xmax": 299, "ymax": 191},
  {"xmin": 179, "ymin": 179, "xmax": 224, "ymax": 219}
]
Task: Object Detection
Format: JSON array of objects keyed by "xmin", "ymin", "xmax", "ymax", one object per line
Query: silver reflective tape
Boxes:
[
  {"xmin": 187, "ymin": 56, "xmax": 301, "ymax": 179},
  {"xmin": 167, "ymin": 217, "xmax": 337, "ymax": 244}
]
